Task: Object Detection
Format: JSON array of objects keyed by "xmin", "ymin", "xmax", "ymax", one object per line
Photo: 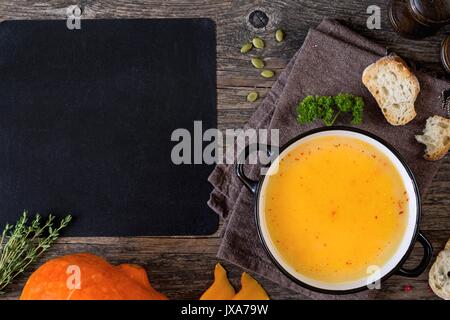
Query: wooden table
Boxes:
[{"xmin": 1, "ymin": 0, "xmax": 449, "ymax": 300}]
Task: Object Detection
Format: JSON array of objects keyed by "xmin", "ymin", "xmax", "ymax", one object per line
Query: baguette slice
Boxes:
[
  {"xmin": 362, "ymin": 56, "xmax": 420, "ymax": 125},
  {"xmin": 429, "ymin": 240, "xmax": 450, "ymax": 300},
  {"xmin": 415, "ymin": 115, "xmax": 450, "ymax": 161}
]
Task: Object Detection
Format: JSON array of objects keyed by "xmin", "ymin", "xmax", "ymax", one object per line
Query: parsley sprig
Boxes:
[
  {"xmin": 297, "ymin": 93, "xmax": 364, "ymax": 126},
  {"xmin": 0, "ymin": 212, "xmax": 71, "ymax": 294}
]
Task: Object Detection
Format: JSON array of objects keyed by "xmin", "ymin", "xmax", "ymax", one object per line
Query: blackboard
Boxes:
[{"xmin": 0, "ymin": 19, "xmax": 218, "ymax": 236}]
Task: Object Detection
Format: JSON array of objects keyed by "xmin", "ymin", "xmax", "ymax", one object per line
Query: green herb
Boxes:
[
  {"xmin": 296, "ymin": 93, "xmax": 365, "ymax": 126},
  {"xmin": 0, "ymin": 211, "xmax": 71, "ymax": 294}
]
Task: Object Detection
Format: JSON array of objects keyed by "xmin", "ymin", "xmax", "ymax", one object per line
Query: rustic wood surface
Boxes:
[{"xmin": 0, "ymin": 0, "xmax": 449, "ymax": 300}]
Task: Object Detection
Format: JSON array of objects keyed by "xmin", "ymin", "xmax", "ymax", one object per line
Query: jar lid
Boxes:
[
  {"xmin": 410, "ymin": 0, "xmax": 450, "ymax": 25},
  {"xmin": 441, "ymin": 35, "xmax": 450, "ymax": 74},
  {"xmin": 389, "ymin": 0, "xmax": 439, "ymax": 39}
]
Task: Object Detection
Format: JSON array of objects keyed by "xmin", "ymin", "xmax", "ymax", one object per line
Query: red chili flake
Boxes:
[
  {"xmin": 399, "ymin": 211, "xmax": 404, "ymax": 215},
  {"xmin": 287, "ymin": 153, "xmax": 291, "ymax": 157},
  {"xmin": 403, "ymin": 284, "xmax": 413, "ymax": 292},
  {"xmin": 294, "ymin": 158, "xmax": 300, "ymax": 161},
  {"xmin": 345, "ymin": 261, "xmax": 352, "ymax": 265},
  {"xmin": 300, "ymin": 152, "xmax": 304, "ymax": 156},
  {"xmin": 374, "ymin": 215, "xmax": 378, "ymax": 219},
  {"xmin": 331, "ymin": 210, "xmax": 336, "ymax": 216},
  {"xmin": 371, "ymin": 154, "xmax": 377, "ymax": 159}
]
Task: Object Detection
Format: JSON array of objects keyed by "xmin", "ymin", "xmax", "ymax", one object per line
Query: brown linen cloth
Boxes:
[{"xmin": 208, "ymin": 19, "xmax": 450, "ymax": 299}]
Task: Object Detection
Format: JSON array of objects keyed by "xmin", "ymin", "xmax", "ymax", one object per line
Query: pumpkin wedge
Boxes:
[
  {"xmin": 200, "ymin": 263, "xmax": 235, "ymax": 300},
  {"xmin": 232, "ymin": 272, "xmax": 269, "ymax": 300}
]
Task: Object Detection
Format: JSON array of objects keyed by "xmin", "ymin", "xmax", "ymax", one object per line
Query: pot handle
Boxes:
[
  {"xmin": 236, "ymin": 143, "xmax": 272, "ymax": 194},
  {"xmin": 396, "ymin": 232, "xmax": 433, "ymax": 278}
]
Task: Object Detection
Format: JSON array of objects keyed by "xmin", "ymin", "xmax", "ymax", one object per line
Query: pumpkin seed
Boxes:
[
  {"xmin": 251, "ymin": 57, "xmax": 265, "ymax": 69},
  {"xmin": 275, "ymin": 29, "xmax": 285, "ymax": 42},
  {"xmin": 261, "ymin": 70, "xmax": 275, "ymax": 78},
  {"xmin": 246, "ymin": 91, "xmax": 259, "ymax": 102},
  {"xmin": 252, "ymin": 37, "xmax": 265, "ymax": 49},
  {"xmin": 240, "ymin": 42, "xmax": 253, "ymax": 54}
]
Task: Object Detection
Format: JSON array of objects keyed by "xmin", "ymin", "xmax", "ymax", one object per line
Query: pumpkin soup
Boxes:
[{"xmin": 263, "ymin": 135, "xmax": 408, "ymax": 283}]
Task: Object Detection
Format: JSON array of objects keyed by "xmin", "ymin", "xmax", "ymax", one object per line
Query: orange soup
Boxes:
[{"xmin": 263, "ymin": 135, "xmax": 408, "ymax": 283}]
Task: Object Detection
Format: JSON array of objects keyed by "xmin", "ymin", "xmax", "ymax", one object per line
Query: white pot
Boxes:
[{"xmin": 236, "ymin": 126, "xmax": 433, "ymax": 294}]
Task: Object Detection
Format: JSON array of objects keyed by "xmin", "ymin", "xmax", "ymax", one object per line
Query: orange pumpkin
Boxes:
[{"xmin": 20, "ymin": 253, "xmax": 168, "ymax": 300}]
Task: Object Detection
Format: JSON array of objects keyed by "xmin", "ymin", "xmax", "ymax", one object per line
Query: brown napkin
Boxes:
[{"xmin": 208, "ymin": 19, "xmax": 450, "ymax": 300}]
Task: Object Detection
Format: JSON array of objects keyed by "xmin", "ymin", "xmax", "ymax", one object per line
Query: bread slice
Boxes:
[
  {"xmin": 362, "ymin": 56, "xmax": 420, "ymax": 125},
  {"xmin": 415, "ymin": 115, "xmax": 450, "ymax": 161},
  {"xmin": 429, "ymin": 240, "xmax": 450, "ymax": 300}
]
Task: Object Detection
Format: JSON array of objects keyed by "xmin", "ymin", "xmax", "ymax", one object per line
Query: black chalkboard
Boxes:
[{"xmin": 0, "ymin": 19, "xmax": 218, "ymax": 236}]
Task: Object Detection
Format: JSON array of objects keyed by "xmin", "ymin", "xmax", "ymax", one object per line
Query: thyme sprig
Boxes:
[{"xmin": 0, "ymin": 211, "xmax": 71, "ymax": 294}]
